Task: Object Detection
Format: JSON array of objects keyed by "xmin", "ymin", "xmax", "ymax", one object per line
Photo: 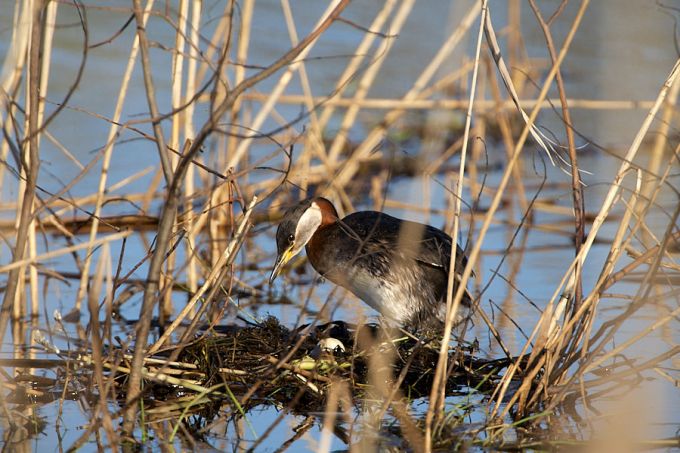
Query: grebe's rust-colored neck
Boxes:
[
  {"xmin": 312, "ymin": 197, "xmax": 339, "ymax": 227},
  {"xmin": 306, "ymin": 197, "xmax": 340, "ymax": 276}
]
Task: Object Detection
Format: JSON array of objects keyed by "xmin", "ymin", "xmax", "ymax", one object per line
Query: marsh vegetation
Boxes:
[{"xmin": 0, "ymin": 0, "xmax": 679, "ymax": 450}]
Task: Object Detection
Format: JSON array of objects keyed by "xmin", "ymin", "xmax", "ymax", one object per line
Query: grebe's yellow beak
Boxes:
[{"xmin": 269, "ymin": 245, "xmax": 295, "ymax": 283}]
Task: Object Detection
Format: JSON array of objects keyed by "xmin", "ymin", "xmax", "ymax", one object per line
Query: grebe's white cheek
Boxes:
[{"xmin": 292, "ymin": 203, "xmax": 322, "ymax": 254}]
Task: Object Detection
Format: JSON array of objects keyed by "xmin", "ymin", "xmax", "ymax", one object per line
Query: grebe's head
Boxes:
[{"xmin": 270, "ymin": 197, "xmax": 338, "ymax": 283}]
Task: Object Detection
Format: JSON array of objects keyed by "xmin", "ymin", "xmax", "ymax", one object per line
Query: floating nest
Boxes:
[
  {"xmin": 134, "ymin": 317, "xmax": 519, "ymax": 417},
  {"xmin": 2, "ymin": 317, "xmax": 523, "ymax": 445}
]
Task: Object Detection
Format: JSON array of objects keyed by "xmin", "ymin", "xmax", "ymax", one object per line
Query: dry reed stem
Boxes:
[
  {"xmin": 587, "ymin": 304, "xmax": 680, "ymax": 374},
  {"xmin": 276, "ymin": 2, "xmax": 318, "ymax": 201},
  {"xmin": 426, "ymin": 3, "xmax": 487, "ymax": 449},
  {"xmin": 131, "ymin": 0, "xmax": 173, "ymax": 183},
  {"xmin": 73, "ymin": 0, "xmax": 156, "ymax": 314},
  {"xmin": 537, "ymin": 57, "xmax": 678, "ymax": 336},
  {"xmin": 0, "ymin": 1, "xmax": 675, "ymax": 448},
  {"xmin": 318, "ymin": 380, "xmax": 343, "ymax": 453},
  {"xmin": 316, "ymin": 0, "xmax": 397, "ymax": 131},
  {"xmin": 199, "ymin": 0, "xmax": 331, "ymax": 263},
  {"xmin": 331, "ymin": 2, "xmax": 481, "ymax": 192},
  {"xmin": 161, "ymin": 0, "xmax": 190, "ymax": 323},
  {"xmin": 542, "ymin": 59, "xmax": 680, "ymax": 343},
  {"xmin": 1, "ymin": 0, "xmax": 43, "ymax": 342},
  {"xmin": 528, "ymin": 0, "xmax": 585, "ymax": 308},
  {"xmin": 281, "ymin": 0, "xmax": 324, "ymax": 164},
  {"xmin": 376, "ymin": 342, "xmax": 424, "ymax": 452},
  {"xmin": 244, "ymin": 92, "xmax": 657, "ymax": 111},
  {"xmin": 497, "ymin": 55, "xmax": 680, "ymax": 419},
  {"xmin": 0, "ymin": 0, "xmax": 31, "ymax": 105},
  {"xmin": 12, "ymin": 1, "xmax": 36, "ymax": 321},
  {"xmin": 483, "ymin": 5, "xmax": 554, "ymax": 164},
  {"xmin": 171, "ymin": 0, "xmax": 188, "ymax": 164},
  {"xmin": 26, "ymin": 0, "xmax": 58, "ymax": 318},
  {"xmin": 183, "ymin": 0, "xmax": 203, "ymax": 299},
  {"xmin": 0, "ymin": 230, "xmax": 132, "ymax": 274},
  {"xmin": 465, "ymin": 71, "xmax": 487, "ymax": 218},
  {"xmin": 486, "ymin": 62, "xmax": 536, "ymax": 212},
  {"xmin": 603, "ymin": 230, "xmax": 680, "ymax": 293},
  {"xmin": 122, "ymin": 0, "xmax": 265, "ymax": 424},
  {"xmin": 228, "ymin": 0, "xmax": 252, "ymax": 154},
  {"xmin": 575, "ymin": 168, "xmax": 649, "ymax": 355},
  {"xmin": 37, "ymin": 167, "xmax": 155, "ymax": 220},
  {"xmin": 148, "ymin": 196, "xmax": 256, "ymax": 354},
  {"xmin": 327, "ymin": 0, "xmax": 414, "ymax": 164},
  {"xmin": 225, "ymin": 0, "xmax": 343, "ymax": 172},
  {"xmin": 77, "ymin": 354, "xmax": 217, "ymax": 395},
  {"xmin": 87, "ymin": 244, "xmax": 118, "ymax": 447},
  {"xmin": 42, "ymin": 129, "xmax": 84, "ymax": 170},
  {"xmin": 438, "ymin": 0, "xmax": 591, "ymax": 418},
  {"xmin": 192, "ymin": 3, "xmax": 231, "ymax": 92},
  {"xmin": 640, "ymin": 60, "xmax": 680, "ymax": 213},
  {"xmin": 36, "ymin": 353, "xmax": 202, "ymax": 372},
  {"xmin": 572, "ymin": 201, "xmax": 680, "ymax": 367}
]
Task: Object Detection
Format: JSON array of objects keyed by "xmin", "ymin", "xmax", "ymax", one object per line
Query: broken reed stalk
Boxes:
[{"xmin": 484, "ymin": 57, "xmax": 530, "ymax": 213}]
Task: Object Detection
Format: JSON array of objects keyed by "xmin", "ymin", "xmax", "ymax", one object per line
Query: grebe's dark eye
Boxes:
[{"xmin": 288, "ymin": 234, "xmax": 294, "ymax": 243}]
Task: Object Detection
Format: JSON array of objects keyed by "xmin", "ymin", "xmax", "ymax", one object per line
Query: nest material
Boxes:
[
  {"xmin": 167, "ymin": 317, "xmax": 513, "ymax": 413},
  {"xmin": 3, "ymin": 317, "xmax": 521, "ymax": 444}
]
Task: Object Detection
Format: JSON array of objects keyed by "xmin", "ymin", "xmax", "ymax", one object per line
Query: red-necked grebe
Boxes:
[{"xmin": 270, "ymin": 197, "xmax": 472, "ymax": 330}]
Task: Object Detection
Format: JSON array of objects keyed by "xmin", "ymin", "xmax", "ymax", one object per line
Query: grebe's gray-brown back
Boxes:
[{"xmin": 270, "ymin": 197, "xmax": 472, "ymax": 330}]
